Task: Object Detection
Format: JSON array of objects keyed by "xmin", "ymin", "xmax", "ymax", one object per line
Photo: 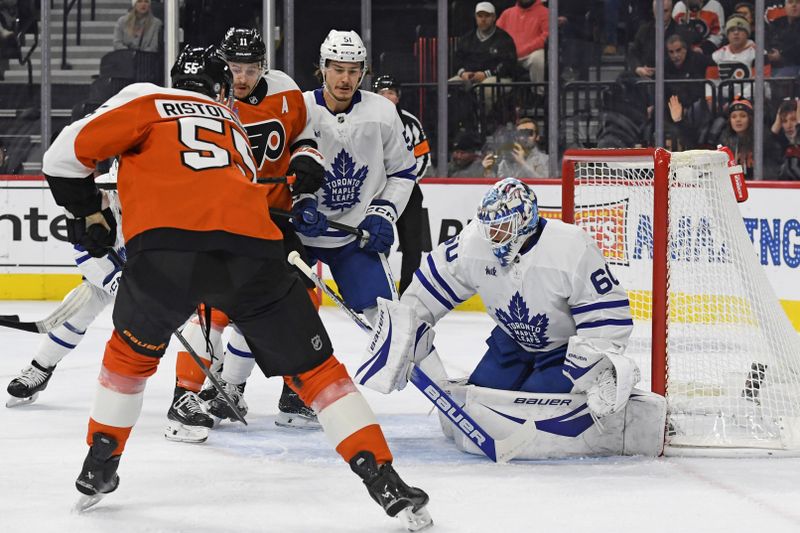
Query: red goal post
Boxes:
[{"xmin": 561, "ymin": 148, "xmax": 668, "ymax": 396}]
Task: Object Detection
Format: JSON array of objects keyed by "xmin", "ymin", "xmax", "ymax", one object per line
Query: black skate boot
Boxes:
[
  {"xmin": 206, "ymin": 380, "xmax": 248, "ymax": 421},
  {"xmin": 6, "ymin": 360, "xmax": 54, "ymax": 408},
  {"xmin": 275, "ymin": 382, "xmax": 320, "ymax": 430},
  {"xmin": 74, "ymin": 433, "xmax": 121, "ymax": 512},
  {"xmin": 165, "ymin": 386, "xmax": 214, "ymax": 443},
  {"xmin": 349, "ymin": 451, "xmax": 432, "ymax": 531}
]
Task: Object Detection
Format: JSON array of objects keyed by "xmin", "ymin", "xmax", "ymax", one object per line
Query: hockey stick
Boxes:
[
  {"xmin": 287, "ymin": 251, "xmax": 537, "ymax": 463},
  {"xmin": 0, "ymin": 282, "xmax": 93, "ymax": 333},
  {"xmin": 256, "ymin": 175, "xmax": 296, "ymax": 185},
  {"xmin": 105, "ymin": 250, "xmax": 247, "ymax": 425}
]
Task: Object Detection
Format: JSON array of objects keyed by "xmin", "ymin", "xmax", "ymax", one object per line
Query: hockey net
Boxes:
[{"xmin": 562, "ymin": 148, "xmax": 800, "ymax": 455}]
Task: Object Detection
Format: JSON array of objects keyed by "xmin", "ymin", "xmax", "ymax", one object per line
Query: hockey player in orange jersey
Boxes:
[
  {"xmin": 169, "ymin": 28, "xmax": 326, "ymax": 441},
  {"xmin": 42, "ymin": 45, "xmax": 431, "ymax": 529}
]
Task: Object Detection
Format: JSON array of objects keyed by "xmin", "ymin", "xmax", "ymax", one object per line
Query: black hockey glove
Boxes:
[
  {"xmin": 288, "ymin": 146, "xmax": 325, "ymax": 196},
  {"xmin": 66, "ymin": 208, "xmax": 117, "ymax": 258}
]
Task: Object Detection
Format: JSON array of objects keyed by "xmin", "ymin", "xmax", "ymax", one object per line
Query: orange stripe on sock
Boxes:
[
  {"xmin": 284, "ymin": 355, "xmax": 348, "ymax": 407},
  {"xmin": 175, "ymin": 350, "xmax": 209, "ymax": 392},
  {"xmin": 335, "ymin": 424, "xmax": 393, "ymax": 464},
  {"xmin": 196, "ymin": 304, "xmax": 230, "ymax": 329},
  {"xmin": 104, "ymin": 331, "xmax": 161, "ymax": 378},
  {"xmin": 87, "ymin": 418, "xmax": 133, "ymax": 455}
]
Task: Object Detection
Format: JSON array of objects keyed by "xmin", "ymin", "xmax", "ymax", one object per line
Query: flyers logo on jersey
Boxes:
[{"xmin": 243, "ymin": 119, "xmax": 287, "ymax": 167}]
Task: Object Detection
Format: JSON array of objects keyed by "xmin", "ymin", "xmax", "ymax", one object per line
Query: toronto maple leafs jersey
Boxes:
[
  {"xmin": 300, "ymin": 88, "xmax": 418, "ymax": 248},
  {"xmin": 402, "ymin": 218, "xmax": 634, "ymax": 357}
]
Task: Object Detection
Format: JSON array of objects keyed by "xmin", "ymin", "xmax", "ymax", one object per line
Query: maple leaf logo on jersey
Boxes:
[
  {"xmin": 321, "ymin": 149, "xmax": 369, "ymax": 211},
  {"xmin": 494, "ymin": 292, "xmax": 550, "ymax": 350}
]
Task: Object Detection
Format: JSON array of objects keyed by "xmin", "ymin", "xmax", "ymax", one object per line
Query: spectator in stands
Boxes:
[
  {"xmin": 769, "ymin": 98, "xmax": 800, "ymax": 180},
  {"xmin": 113, "ymin": 0, "xmax": 162, "ymax": 53},
  {"xmin": 712, "ymin": 14, "xmax": 755, "ymax": 101},
  {"xmin": 733, "ymin": 2, "xmax": 755, "ymax": 26},
  {"xmin": 718, "ymin": 97, "xmax": 754, "ymax": 179},
  {"xmin": 665, "ymin": 33, "xmax": 714, "ymax": 106},
  {"xmin": 673, "ymin": 0, "xmax": 725, "ymax": 55},
  {"xmin": 481, "ymin": 117, "xmax": 548, "ymax": 178},
  {"xmin": 448, "ymin": 130, "xmax": 486, "ymax": 177},
  {"xmin": 497, "ymin": 0, "xmax": 549, "ymax": 85},
  {"xmin": 452, "ymin": 2, "xmax": 517, "ymax": 86},
  {"xmin": 629, "ymin": 0, "xmax": 684, "ymax": 79},
  {"xmin": 603, "ymin": 0, "xmax": 621, "ymax": 55},
  {"xmin": 767, "ymin": 0, "xmax": 800, "ymax": 77}
]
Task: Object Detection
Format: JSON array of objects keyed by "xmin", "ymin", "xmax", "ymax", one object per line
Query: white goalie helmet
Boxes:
[
  {"xmin": 477, "ymin": 177, "xmax": 540, "ymax": 267},
  {"xmin": 319, "ymin": 30, "xmax": 368, "ymax": 87}
]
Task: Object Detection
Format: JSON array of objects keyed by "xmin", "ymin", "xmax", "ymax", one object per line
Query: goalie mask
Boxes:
[
  {"xmin": 171, "ymin": 45, "xmax": 234, "ymax": 108},
  {"xmin": 477, "ymin": 178, "xmax": 539, "ymax": 267},
  {"xmin": 319, "ymin": 30, "xmax": 368, "ymax": 90}
]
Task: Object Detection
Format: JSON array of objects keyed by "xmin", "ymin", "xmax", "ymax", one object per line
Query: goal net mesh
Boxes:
[{"xmin": 570, "ymin": 149, "xmax": 800, "ymax": 452}]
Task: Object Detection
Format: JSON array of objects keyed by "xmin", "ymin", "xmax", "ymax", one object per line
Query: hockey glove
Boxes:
[
  {"xmin": 66, "ymin": 208, "xmax": 117, "ymax": 258},
  {"xmin": 358, "ymin": 201, "xmax": 397, "ymax": 254},
  {"xmin": 288, "ymin": 146, "xmax": 325, "ymax": 196},
  {"xmin": 291, "ymin": 197, "xmax": 328, "ymax": 237},
  {"xmin": 356, "ymin": 298, "xmax": 435, "ymax": 394}
]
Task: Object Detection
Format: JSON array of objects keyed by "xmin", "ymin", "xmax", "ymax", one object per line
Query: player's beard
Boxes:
[{"xmin": 327, "ymin": 84, "xmax": 355, "ymax": 103}]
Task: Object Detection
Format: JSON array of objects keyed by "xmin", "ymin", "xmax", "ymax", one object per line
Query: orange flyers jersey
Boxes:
[
  {"xmin": 42, "ymin": 83, "xmax": 281, "ymax": 247},
  {"xmin": 233, "ymin": 69, "xmax": 313, "ymax": 211}
]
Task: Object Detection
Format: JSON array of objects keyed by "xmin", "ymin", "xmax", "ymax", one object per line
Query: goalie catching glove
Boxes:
[
  {"xmin": 562, "ymin": 336, "xmax": 640, "ymax": 418},
  {"xmin": 355, "ymin": 298, "xmax": 435, "ymax": 394}
]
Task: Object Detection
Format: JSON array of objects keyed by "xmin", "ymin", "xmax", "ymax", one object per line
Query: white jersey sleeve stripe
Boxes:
[
  {"xmin": 571, "ymin": 299, "xmax": 630, "ymax": 315},
  {"xmin": 388, "ymin": 164, "xmax": 418, "ymax": 180},
  {"xmin": 413, "ymin": 270, "xmax": 455, "ymax": 310},
  {"xmin": 425, "ymin": 253, "xmax": 466, "ymax": 304}
]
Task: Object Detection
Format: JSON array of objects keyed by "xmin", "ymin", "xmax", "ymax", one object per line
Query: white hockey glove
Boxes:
[
  {"xmin": 355, "ymin": 298, "xmax": 435, "ymax": 394},
  {"xmin": 563, "ymin": 336, "xmax": 640, "ymax": 418}
]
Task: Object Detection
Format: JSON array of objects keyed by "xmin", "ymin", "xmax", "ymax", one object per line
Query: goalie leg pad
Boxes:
[
  {"xmin": 437, "ymin": 381, "xmax": 665, "ymax": 459},
  {"xmin": 356, "ymin": 298, "xmax": 434, "ymax": 394}
]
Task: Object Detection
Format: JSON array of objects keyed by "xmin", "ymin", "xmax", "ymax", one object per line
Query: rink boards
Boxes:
[{"xmin": 1, "ymin": 176, "xmax": 799, "ymax": 330}]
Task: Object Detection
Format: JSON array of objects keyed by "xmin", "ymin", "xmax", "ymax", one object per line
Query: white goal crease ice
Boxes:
[{"xmin": 562, "ymin": 148, "xmax": 800, "ymax": 456}]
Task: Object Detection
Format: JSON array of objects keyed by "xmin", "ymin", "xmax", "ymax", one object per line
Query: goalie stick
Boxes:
[
  {"xmin": 287, "ymin": 250, "xmax": 537, "ymax": 463},
  {"xmin": 104, "ymin": 250, "xmax": 248, "ymax": 426},
  {"xmin": 0, "ymin": 282, "xmax": 93, "ymax": 333}
]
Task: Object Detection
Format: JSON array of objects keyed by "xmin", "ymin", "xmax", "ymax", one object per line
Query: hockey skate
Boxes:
[
  {"xmin": 349, "ymin": 451, "xmax": 433, "ymax": 532},
  {"xmin": 275, "ymin": 383, "xmax": 320, "ymax": 430},
  {"xmin": 164, "ymin": 387, "xmax": 214, "ymax": 443},
  {"xmin": 206, "ymin": 380, "xmax": 248, "ymax": 422},
  {"xmin": 6, "ymin": 360, "xmax": 54, "ymax": 408},
  {"xmin": 74, "ymin": 433, "xmax": 121, "ymax": 512}
]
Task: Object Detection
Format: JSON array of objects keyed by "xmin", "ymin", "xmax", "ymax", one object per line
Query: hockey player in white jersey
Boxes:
[
  {"xmin": 357, "ymin": 178, "xmax": 667, "ymax": 459},
  {"xmin": 6, "ymin": 181, "xmax": 124, "ymax": 408},
  {"xmin": 292, "ymin": 30, "xmax": 417, "ymax": 325}
]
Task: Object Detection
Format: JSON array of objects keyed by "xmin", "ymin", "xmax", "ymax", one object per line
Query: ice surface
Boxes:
[{"xmin": 2, "ymin": 302, "xmax": 800, "ymax": 532}]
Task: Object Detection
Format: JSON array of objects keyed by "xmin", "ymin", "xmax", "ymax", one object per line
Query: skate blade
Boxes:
[
  {"xmin": 6, "ymin": 392, "xmax": 39, "ymax": 408},
  {"xmin": 275, "ymin": 412, "xmax": 321, "ymax": 431},
  {"xmin": 164, "ymin": 422, "xmax": 209, "ymax": 443},
  {"xmin": 73, "ymin": 492, "xmax": 106, "ymax": 513},
  {"xmin": 398, "ymin": 506, "xmax": 433, "ymax": 532}
]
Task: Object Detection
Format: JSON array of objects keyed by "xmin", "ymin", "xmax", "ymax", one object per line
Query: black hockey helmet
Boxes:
[
  {"xmin": 171, "ymin": 45, "xmax": 233, "ymax": 101},
  {"xmin": 220, "ymin": 27, "xmax": 267, "ymax": 66},
  {"xmin": 373, "ymin": 74, "xmax": 400, "ymax": 94}
]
